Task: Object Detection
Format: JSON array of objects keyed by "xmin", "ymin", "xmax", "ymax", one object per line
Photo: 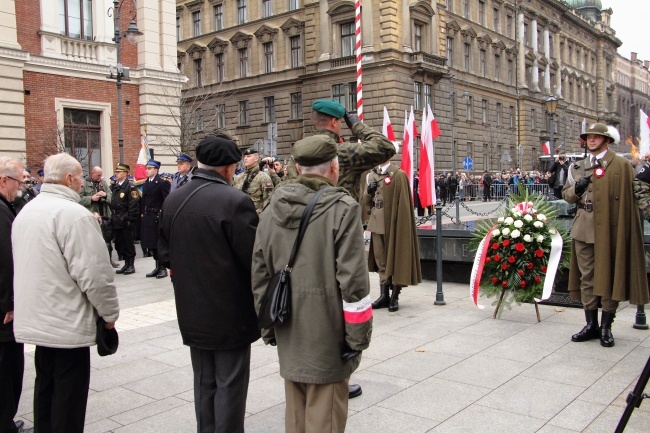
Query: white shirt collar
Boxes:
[{"xmin": 378, "ymin": 161, "xmax": 391, "ymax": 174}]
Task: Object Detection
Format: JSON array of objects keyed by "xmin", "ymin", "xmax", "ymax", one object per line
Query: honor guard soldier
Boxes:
[
  {"xmin": 171, "ymin": 153, "xmax": 193, "ymax": 192},
  {"xmin": 364, "ymin": 160, "xmax": 421, "ymax": 312},
  {"xmin": 563, "ymin": 123, "xmax": 648, "ymax": 347},
  {"xmin": 233, "ymin": 147, "xmax": 274, "ymax": 215},
  {"xmin": 109, "ymin": 163, "xmax": 140, "ymax": 275},
  {"xmin": 141, "ymin": 160, "xmax": 170, "ymax": 278}
]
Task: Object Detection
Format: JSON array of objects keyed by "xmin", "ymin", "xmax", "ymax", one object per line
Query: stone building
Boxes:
[
  {"xmin": 175, "ymin": 0, "xmax": 622, "ymax": 172},
  {"xmin": 0, "ymin": 0, "xmax": 184, "ymax": 173},
  {"xmin": 616, "ymin": 52, "xmax": 650, "ymax": 149}
]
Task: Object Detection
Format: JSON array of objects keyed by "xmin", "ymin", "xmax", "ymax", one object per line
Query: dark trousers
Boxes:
[
  {"xmin": 553, "ymin": 187, "xmax": 563, "ymax": 200},
  {"xmin": 34, "ymin": 346, "xmax": 90, "ymax": 433},
  {"xmin": 0, "ymin": 341, "xmax": 24, "ymax": 433},
  {"xmin": 190, "ymin": 345, "xmax": 251, "ymax": 433},
  {"xmin": 114, "ymin": 227, "xmax": 135, "ymax": 260},
  {"xmin": 483, "ymin": 186, "xmax": 491, "ymax": 201}
]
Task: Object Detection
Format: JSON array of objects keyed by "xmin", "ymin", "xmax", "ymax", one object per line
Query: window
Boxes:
[
  {"xmin": 424, "ymin": 84, "xmax": 432, "ymax": 108},
  {"xmin": 341, "ymin": 22, "xmax": 355, "ymax": 57},
  {"xmin": 59, "ymin": 0, "xmax": 93, "ymax": 40},
  {"xmin": 493, "ymin": 8, "xmax": 500, "ymax": 32},
  {"xmin": 237, "ymin": 0, "xmax": 247, "ymax": 25},
  {"xmin": 348, "ymin": 82, "xmax": 357, "ymax": 112},
  {"xmin": 290, "ymin": 36, "xmax": 302, "ymax": 67},
  {"xmin": 239, "ymin": 101, "xmax": 249, "ymax": 125},
  {"xmin": 263, "ymin": 42, "xmax": 274, "ymax": 73},
  {"xmin": 479, "ymin": 49, "xmax": 486, "ymax": 77},
  {"xmin": 531, "ymin": 108, "xmax": 536, "ymax": 130},
  {"xmin": 63, "ymin": 108, "xmax": 101, "ymax": 174},
  {"xmin": 464, "ymin": 43, "xmax": 470, "ymax": 72},
  {"xmin": 176, "ymin": 15, "xmax": 181, "ymax": 41},
  {"xmin": 414, "ymin": 82, "xmax": 422, "ymax": 110},
  {"xmin": 196, "ymin": 109, "xmax": 205, "ymax": 132},
  {"xmin": 509, "ymin": 106, "xmax": 515, "ymax": 128},
  {"xmin": 548, "ymin": 35, "xmax": 553, "ymax": 58},
  {"xmin": 496, "ymin": 103, "xmax": 502, "ymax": 125},
  {"xmin": 193, "ymin": 11, "xmax": 201, "ymax": 37},
  {"xmin": 507, "ymin": 60, "xmax": 513, "ymax": 85},
  {"xmin": 239, "ymin": 48, "xmax": 248, "ymax": 77},
  {"xmin": 506, "ymin": 15, "xmax": 513, "ymax": 38},
  {"xmin": 494, "ymin": 54, "xmax": 501, "ymax": 80},
  {"xmin": 463, "ymin": 0, "xmax": 470, "ymax": 19},
  {"xmin": 479, "ymin": 1, "xmax": 485, "ymax": 26},
  {"xmin": 264, "ymin": 96, "xmax": 275, "ymax": 123},
  {"xmin": 446, "ymin": 37, "xmax": 454, "ymax": 67},
  {"xmin": 214, "ymin": 5, "xmax": 223, "ymax": 31},
  {"xmin": 290, "ymin": 92, "xmax": 302, "ymax": 119},
  {"xmin": 217, "ymin": 104, "xmax": 226, "ymax": 129},
  {"xmin": 289, "ymin": 0, "xmax": 300, "ymax": 11},
  {"xmin": 446, "ymin": 0, "xmax": 453, "ymax": 10},
  {"xmin": 332, "ymin": 84, "xmax": 345, "ymax": 107},
  {"xmin": 413, "ymin": 23, "xmax": 422, "ymax": 52},
  {"xmin": 466, "ymin": 95, "xmax": 473, "ymax": 121},
  {"xmin": 262, "ymin": 0, "xmax": 272, "ymax": 18},
  {"xmin": 482, "ymin": 99, "xmax": 488, "ymax": 124},
  {"xmin": 194, "ymin": 59, "xmax": 202, "ymax": 87},
  {"xmin": 215, "ymin": 53, "xmax": 225, "ymax": 82}
]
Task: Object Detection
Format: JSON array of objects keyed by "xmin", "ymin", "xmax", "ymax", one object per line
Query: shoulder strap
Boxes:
[
  {"xmin": 286, "ymin": 187, "xmax": 329, "ymax": 269},
  {"xmin": 170, "ymin": 183, "xmax": 211, "ymax": 230}
]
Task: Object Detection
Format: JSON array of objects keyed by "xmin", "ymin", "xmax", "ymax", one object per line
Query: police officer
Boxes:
[
  {"xmin": 109, "ymin": 163, "xmax": 139, "ymax": 275},
  {"xmin": 233, "ymin": 147, "xmax": 274, "ymax": 215},
  {"xmin": 171, "ymin": 153, "xmax": 193, "ymax": 192},
  {"xmin": 141, "ymin": 160, "xmax": 170, "ymax": 278}
]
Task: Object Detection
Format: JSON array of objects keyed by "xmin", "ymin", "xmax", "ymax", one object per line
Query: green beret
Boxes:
[
  {"xmin": 293, "ymin": 135, "xmax": 338, "ymax": 167},
  {"xmin": 312, "ymin": 99, "xmax": 346, "ymax": 119},
  {"xmin": 243, "ymin": 147, "xmax": 259, "ymax": 155}
]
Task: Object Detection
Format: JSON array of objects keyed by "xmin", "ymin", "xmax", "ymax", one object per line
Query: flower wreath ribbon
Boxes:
[
  {"xmin": 469, "ymin": 224, "xmax": 495, "ymax": 309},
  {"xmin": 534, "ymin": 230, "xmax": 563, "ymax": 303}
]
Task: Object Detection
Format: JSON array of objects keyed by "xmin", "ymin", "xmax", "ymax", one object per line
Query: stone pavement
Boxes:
[{"xmin": 15, "ymin": 256, "xmax": 650, "ymax": 433}]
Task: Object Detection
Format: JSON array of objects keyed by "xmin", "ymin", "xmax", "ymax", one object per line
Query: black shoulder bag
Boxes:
[{"xmin": 258, "ymin": 187, "xmax": 328, "ymax": 330}]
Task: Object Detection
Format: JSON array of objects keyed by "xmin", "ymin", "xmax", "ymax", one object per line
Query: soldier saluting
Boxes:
[
  {"xmin": 233, "ymin": 147, "xmax": 274, "ymax": 215},
  {"xmin": 109, "ymin": 163, "xmax": 140, "ymax": 275}
]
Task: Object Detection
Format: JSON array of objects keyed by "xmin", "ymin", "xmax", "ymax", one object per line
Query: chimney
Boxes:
[{"xmin": 631, "ymin": 52, "xmax": 638, "ymax": 61}]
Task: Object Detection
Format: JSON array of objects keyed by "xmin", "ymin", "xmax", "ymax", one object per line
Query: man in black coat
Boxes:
[
  {"xmin": 549, "ymin": 153, "xmax": 570, "ymax": 199},
  {"xmin": 109, "ymin": 163, "xmax": 140, "ymax": 275},
  {"xmin": 0, "ymin": 157, "xmax": 32, "ymax": 433},
  {"xmin": 141, "ymin": 160, "xmax": 170, "ymax": 279},
  {"xmin": 158, "ymin": 136, "xmax": 260, "ymax": 433},
  {"xmin": 482, "ymin": 171, "xmax": 493, "ymax": 201}
]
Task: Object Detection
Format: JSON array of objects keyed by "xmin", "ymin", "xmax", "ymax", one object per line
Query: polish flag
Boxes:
[
  {"xmin": 542, "ymin": 141, "xmax": 551, "ymax": 155},
  {"xmin": 135, "ymin": 134, "xmax": 151, "ymax": 180},
  {"xmin": 382, "ymin": 106, "xmax": 396, "ymax": 141},
  {"xmin": 430, "ymin": 111, "xmax": 441, "ymax": 140},
  {"xmin": 400, "ymin": 107, "xmax": 417, "ymax": 196},
  {"xmin": 640, "ymin": 109, "xmax": 650, "ymax": 158},
  {"xmin": 418, "ymin": 105, "xmax": 436, "ymax": 208}
]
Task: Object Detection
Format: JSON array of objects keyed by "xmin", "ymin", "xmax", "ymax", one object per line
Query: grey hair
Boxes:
[
  {"xmin": 43, "ymin": 153, "xmax": 81, "ymax": 183},
  {"xmin": 197, "ymin": 161, "xmax": 218, "ymax": 171},
  {"xmin": 299, "ymin": 157, "xmax": 338, "ymax": 176},
  {"xmin": 0, "ymin": 156, "xmax": 23, "ymax": 178}
]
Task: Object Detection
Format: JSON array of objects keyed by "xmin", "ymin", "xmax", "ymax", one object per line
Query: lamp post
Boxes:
[
  {"xmin": 108, "ymin": 0, "xmax": 142, "ymax": 163},
  {"xmin": 545, "ymin": 95, "xmax": 558, "ymax": 154}
]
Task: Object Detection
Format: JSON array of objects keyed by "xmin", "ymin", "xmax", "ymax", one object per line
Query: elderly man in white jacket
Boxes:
[{"xmin": 12, "ymin": 153, "xmax": 119, "ymax": 433}]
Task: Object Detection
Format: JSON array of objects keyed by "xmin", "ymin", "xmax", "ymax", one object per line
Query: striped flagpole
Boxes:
[{"xmin": 355, "ymin": 0, "xmax": 363, "ymax": 121}]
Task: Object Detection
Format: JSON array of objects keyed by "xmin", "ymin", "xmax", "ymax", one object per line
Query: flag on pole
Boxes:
[
  {"xmin": 400, "ymin": 107, "xmax": 417, "ymax": 197},
  {"xmin": 542, "ymin": 141, "xmax": 551, "ymax": 155},
  {"xmin": 426, "ymin": 105, "xmax": 438, "ymax": 204},
  {"xmin": 581, "ymin": 118, "xmax": 588, "ymax": 134},
  {"xmin": 354, "ymin": 0, "xmax": 363, "ymax": 120},
  {"xmin": 382, "ymin": 107, "xmax": 396, "ymax": 141},
  {"xmin": 135, "ymin": 134, "xmax": 151, "ymax": 181},
  {"xmin": 640, "ymin": 109, "xmax": 650, "ymax": 158},
  {"xmin": 430, "ymin": 111, "xmax": 441, "ymax": 140},
  {"xmin": 418, "ymin": 105, "xmax": 436, "ymax": 208}
]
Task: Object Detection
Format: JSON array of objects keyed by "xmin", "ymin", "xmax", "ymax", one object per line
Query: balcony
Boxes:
[
  {"xmin": 40, "ymin": 32, "xmax": 116, "ymax": 65},
  {"xmin": 330, "ymin": 55, "xmax": 356, "ymax": 69},
  {"xmin": 410, "ymin": 51, "xmax": 447, "ymax": 68}
]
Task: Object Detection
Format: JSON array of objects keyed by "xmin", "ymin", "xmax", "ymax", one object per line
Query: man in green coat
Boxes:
[
  {"xmin": 562, "ymin": 123, "xmax": 649, "ymax": 347},
  {"xmin": 233, "ymin": 148, "xmax": 274, "ymax": 215},
  {"xmin": 79, "ymin": 166, "xmax": 116, "ymax": 267}
]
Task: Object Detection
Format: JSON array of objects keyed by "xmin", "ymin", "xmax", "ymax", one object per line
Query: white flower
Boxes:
[
  {"xmin": 534, "ymin": 221, "xmax": 543, "ymax": 228},
  {"xmin": 501, "ymin": 227, "xmax": 511, "ymax": 236},
  {"xmin": 497, "ymin": 217, "xmax": 504, "ymax": 223},
  {"xmin": 549, "ymin": 228, "xmax": 557, "ymax": 235},
  {"xmin": 523, "ymin": 234, "xmax": 532, "ymax": 242},
  {"xmin": 504, "ymin": 217, "xmax": 514, "ymax": 225},
  {"xmin": 513, "ymin": 211, "xmax": 522, "ymax": 218},
  {"xmin": 537, "ymin": 214, "xmax": 546, "ymax": 221},
  {"xmin": 514, "ymin": 220, "xmax": 524, "ymax": 228},
  {"xmin": 511, "ymin": 229, "xmax": 521, "ymax": 239},
  {"xmin": 531, "ymin": 209, "xmax": 537, "ymax": 214},
  {"xmin": 524, "ymin": 214, "xmax": 533, "ymax": 222},
  {"xmin": 536, "ymin": 235, "xmax": 544, "ymax": 242},
  {"xmin": 492, "ymin": 229, "xmax": 501, "ymax": 237}
]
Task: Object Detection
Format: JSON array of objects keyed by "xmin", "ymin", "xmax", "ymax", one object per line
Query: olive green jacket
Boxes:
[{"xmin": 233, "ymin": 167, "xmax": 274, "ymax": 215}]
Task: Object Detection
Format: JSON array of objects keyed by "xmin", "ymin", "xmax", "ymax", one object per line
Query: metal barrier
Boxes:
[{"xmin": 454, "ymin": 183, "xmax": 551, "ymax": 202}]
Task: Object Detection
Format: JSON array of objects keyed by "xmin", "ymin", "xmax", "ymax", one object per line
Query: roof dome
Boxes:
[{"xmin": 566, "ymin": 0, "xmax": 603, "ymax": 9}]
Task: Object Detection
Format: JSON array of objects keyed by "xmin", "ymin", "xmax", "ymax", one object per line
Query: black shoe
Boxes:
[
  {"xmin": 348, "ymin": 384, "xmax": 362, "ymax": 399},
  {"xmin": 571, "ymin": 309, "xmax": 600, "ymax": 342},
  {"xmin": 388, "ymin": 286, "xmax": 401, "ymax": 312},
  {"xmin": 600, "ymin": 311, "xmax": 616, "ymax": 347},
  {"xmin": 116, "ymin": 263, "xmax": 128, "ymax": 274},
  {"xmin": 146, "ymin": 268, "xmax": 159, "ymax": 278},
  {"xmin": 156, "ymin": 268, "xmax": 168, "ymax": 279},
  {"xmin": 123, "ymin": 258, "xmax": 136, "ymax": 275},
  {"xmin": 371, "ymin": 283, "xmax": 391, "ymax": 309}
]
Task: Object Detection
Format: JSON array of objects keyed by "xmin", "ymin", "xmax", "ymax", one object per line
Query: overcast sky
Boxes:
[{"xmin": 601, "ymin": 1, "xmax": 650, "ymax": 61}]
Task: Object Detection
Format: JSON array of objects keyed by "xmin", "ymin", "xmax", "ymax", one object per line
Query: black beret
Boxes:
[{"xmin": 196, "ymin": 136, "xmax": 242, "ymax": 166}]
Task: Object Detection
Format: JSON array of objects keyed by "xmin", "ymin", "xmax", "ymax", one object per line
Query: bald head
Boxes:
[{"xmin": 90, "ymin": 166, "xmax": 103, "ymax": 182}]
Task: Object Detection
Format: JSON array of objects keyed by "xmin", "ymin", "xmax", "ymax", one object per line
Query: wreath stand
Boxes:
[{"xmin": 493, "ymin": 288, "xmax": 541, "ymax": 322}]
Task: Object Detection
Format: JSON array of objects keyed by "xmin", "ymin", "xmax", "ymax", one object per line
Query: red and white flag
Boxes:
[
  {"xmin": 640, "ymin": 109, "xmax": 650, "ymax": 158},
  {"xmin": 400, "ymin": 107, "xmax": 417, "ymax": 196},
  {"xmin": 542, "ymin": 141, "xmax": 551, "ymax": 155},
  {"xmin": 430, "ymin": 110, "xmax": 441, "ymax": 140},
  {"xmin": 135, "ymin": 134, "xmax": 151, "ymax": 181},
  {"xmin": 382, "ymin": 106, "xmax": 396, "ymax": 141},
  {"xmin": 418, "ymin": 105, "xmax": 437, "ymax": 208}
]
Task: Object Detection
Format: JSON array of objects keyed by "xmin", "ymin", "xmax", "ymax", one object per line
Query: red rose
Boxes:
[
  {"xmin": 502, "ymin": 281, "xmax": 508, "ymax": 287},
  {"xmin": 508, "ymin": 256, "xmax": 515, "ymax": 263},
  {"xmin": 501, "ymin": 263, "xmax": 509, "ymax": 270},
  {"xmin": 518, "ymin": 270, "xmax": 524, "ymax": 277},
  {"xmin": 492, "ymin": 242, "xmax": 500, "ymax": 250},
  {"xmin": 534, "ymin": 276, "xmax": 542, "ymax": 283},
  {"xmin": 535, "ymin": 249, "xmax": 544, "ymax": 258},
  {"xmin": 494, "ymin": 254, "xmax": 501, "ymax": 262},
  {"xmin": 541, "ymin": 266, "xmax": 547, "ymax": 272},
  {"xmin": 520, "ymin": 281, "xmax": 527, "ymax": 288},
  {"xmin": 502, "ymin": 239, "xmax": 511, "ymax": 247},
  {"xmin": 491, "ymin": 277, "xmax": 499, "ymax": 284},
  {"xmin": 527, "ymin": 262, "xmax": 534, "ymax": 270},
  {"xmin": 485, "ymin": 256, "xmax": 491, "ymax": 263},
  {"xmin": 515, "ymin": 243, "xmax": 525, "ymax": 252}
]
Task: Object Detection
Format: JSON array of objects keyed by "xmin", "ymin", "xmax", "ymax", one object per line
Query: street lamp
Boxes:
[
  {"xmin": 108, "ymin": 0, "xmax": 143, "ymax": 163},
  {"xmin": 545, "ymin": 95, "xmax": 558, "ymax": 154}
]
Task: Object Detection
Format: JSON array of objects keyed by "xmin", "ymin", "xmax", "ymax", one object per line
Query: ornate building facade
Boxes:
[
  {"xmin": 616, "ymin": 52, "xmax": 650, "ymax": 147},
  {"xmin": 0, "ymin": 0, "xmax": 184, "ymax": 173},
  {"xmin": 175, "ymin": 0, "xmax": 624, "ymax": 172}
]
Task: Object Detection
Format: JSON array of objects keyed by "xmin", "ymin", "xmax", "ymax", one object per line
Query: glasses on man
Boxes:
[{"xmin": 3, "ymin": 176, "xmax": 22, "ymax": 184}]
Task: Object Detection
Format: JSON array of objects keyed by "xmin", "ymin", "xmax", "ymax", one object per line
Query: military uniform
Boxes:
[
  {"xmin": 109, "ymin": 164, "xmax": 140, "ymax": 274},
  {"xmin": 233, "ymin": 166, "xmax": 273, "ymax": 215},
  {"xmin": 79, "ymin": 176, "xmax": 115, "ymax": 266},
  {"xmin": 141, "ymin": 162, "xmax": 170, "ymax": 278}
]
